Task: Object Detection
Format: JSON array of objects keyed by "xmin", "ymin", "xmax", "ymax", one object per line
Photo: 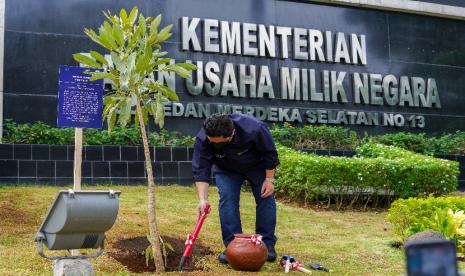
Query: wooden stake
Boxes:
[
  {"xmin": 73, "ymin": 127, "xmax": 83, "ymax": 190},
  {"xmin": 71, "ymin": 127, "xmax": 83, "ymax": 257}
]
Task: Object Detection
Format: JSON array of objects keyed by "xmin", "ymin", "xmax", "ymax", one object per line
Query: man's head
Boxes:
[{"xmin": 203, "ymin": 114, "xmax": 235, "ymax": 144}]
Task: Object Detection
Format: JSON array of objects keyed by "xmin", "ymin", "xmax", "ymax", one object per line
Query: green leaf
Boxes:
[
  {"xmin": 103, "ymin": 98, "xmax": 116, "ymax": 118},
  {"xmin": 145, "ymin": 246, "xmax": 152, "ymax": 267},
  {"xmin": 102, "ymin": 21, "xmax": 118, "ymax": 47},
  {"xmin": 156, "ymin": 24, "xmax": 173, "ymax": 43},
  {"xmin": 154, "ymin": 94, "xmax": 167, "ymax": 128},
  {"xmin": 160, "ymin": 64, "xmax": 190, "ymax": 78},
  {"xmin": 151, "ymin": 58, "xmax": 170, "ymax": 67},
  {"xmin": 84, "ymin": 28, "xmax": 110, "ymax": 50},
  {"xmin": 87, "ymin": 71, "xmax": 117, "ymax": 81},
  {"xmin": 98, "ymin": 25, "xmax": 117, "ymax": 50},
  {"xmin": 136, "ymin": 53, "xmax": 151, "ymax": 73},
  {"xmin": 119, "ymin": 8, "xmax": 128, "ymax": 24},
  {"xmin": 147, "ymin": 102, "xmax": 157, "ymax": 123},
  {"xmin": 119, "ymin": 98, "xmax": 132, "ymax": 127},
  {"xmin": 103, "ymin": 10, "xmax": 119, "ymax": 25},
  {"xmin": 112, "ymin": 23, "xmax": 125, "ymax": 47},
  {"xmin": 158, "ymin": 23, "xmax": 172, "ymax": 37},
  {"xmin": 150, "ymin": 14, "xmax": 162, "ymax": 34},
  {"xmin": 176, "ymin": 62, "xmax": 197, "ymax": 71},
  {"xmin": 157, "ymin": 84, "xmax": 179, "ymax": 102},
  {"xmin": 164, "ymin": 242, "xmax": 174, "ymax": 252},
  {"xmin": 107, "ymin": 105, "xmax": 118, "ymax": 134},
  {"xmin": 138, "ymin": 14, "xmax": 146, "ymax": 37},
  {"xmin": 128, "ymin": 52, "xmax": 137, "ymax": 73},
  {"xmin": 72, "ymin": 53, "xmax": 101, "ymax": 68},
  {"xmin": 111, "ymin": 52, "xmax": 125, "ymax": 72},
  {"xmin": 153, "ymin": 51, "xmax": 168, "ymax": 59},
  {"xmin": 90, "ymin": 51, "xmax": 108, "ymax": 65},
  {"xmin": 128, "ymin": 6, "xmax": 138, "ymax": 25}
]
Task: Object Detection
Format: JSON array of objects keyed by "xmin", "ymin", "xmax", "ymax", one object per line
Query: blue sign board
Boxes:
[{"xmin": 57, "ymin": 65, "xmax": 103, "ymax": 129}]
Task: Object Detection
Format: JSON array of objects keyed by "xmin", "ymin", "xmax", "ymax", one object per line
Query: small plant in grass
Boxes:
[
  {"xmin": 388, "ymin": 196, "xmax": 465, "ymax": 242},
  {"xmin": 145, "ymin": 236, "xmax": 174, "ymax": 267},
  {"xmin": 404, "ymin": 208, "xmax": 465, "ymax": 256},
  {"xmin": 73, "ymin": 6, "xmax": 196, "ymax": 272}
]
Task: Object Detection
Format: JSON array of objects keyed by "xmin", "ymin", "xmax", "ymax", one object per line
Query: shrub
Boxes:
[
  {"xmin": 270, "ymin": 124, "xmax": 359, "ymax": 150},
  {"xmin": 2, "ymin": 119, "xmax": 195, "ymax": 147},
  {"xmin": 275, "ymin": 144, "xmax": 459, "ymax": 208},
  {"xmin": 387, "ymin": 196, "xmax": 465, "ymax": 242},
  {"xmin": 366, "ymin": 132, "xmax": 433, "ymax": 155},
  {"xmin": 368, "ymin": 131, "xmax": 465, "ymax": 155},
  {"xmin": 431, "ymin": 131, "xmax": 465, "ymax": 155},
  {"xmin": 3, "ymin": 119, "xmax": 75, "ymax": 144},
  {"xmin": 149, "ymin": 129, "xmax": 195, "ymax": 147}
]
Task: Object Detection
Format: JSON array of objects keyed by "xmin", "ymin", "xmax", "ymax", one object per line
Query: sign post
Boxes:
[
  {"xmin": 57, "ymin": 65, "xmax": 103, "ymax": 190},
  {"xmin": 73, "ymin": 128, "xmax": 83, "ymax": 190}
]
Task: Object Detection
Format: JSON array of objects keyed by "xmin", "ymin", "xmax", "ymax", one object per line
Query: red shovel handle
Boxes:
[{"xmin": 182, "ymin": 204, "xmax": 211, "ymax": 257}]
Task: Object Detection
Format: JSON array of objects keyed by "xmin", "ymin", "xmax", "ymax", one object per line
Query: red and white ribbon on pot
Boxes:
[{"xmin": 249, "ymin": 234, "xmax": 262, "ymax": 245}]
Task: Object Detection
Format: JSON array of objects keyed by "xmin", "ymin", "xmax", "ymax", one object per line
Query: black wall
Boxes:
[
  {"xmin": 0, "ymin": 144, "xmax": 194, "ymax": 185},
  {"xmin": 0, "ymin": 144, "xmax": 463, "ymax": 190},
  {"xmin": 4, "ymin": 0, "xmax": 465, "ymax": 136}
]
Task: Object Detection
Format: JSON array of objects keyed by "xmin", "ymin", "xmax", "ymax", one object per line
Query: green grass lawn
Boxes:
[{"xmin": 0, "ymin": 185, "xmax": 404, "ymax": 275}]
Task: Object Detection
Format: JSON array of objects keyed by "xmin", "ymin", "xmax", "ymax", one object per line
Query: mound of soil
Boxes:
[{"xmin": 108, "ymin": 236, "xmax": 213, "ymax": 273}]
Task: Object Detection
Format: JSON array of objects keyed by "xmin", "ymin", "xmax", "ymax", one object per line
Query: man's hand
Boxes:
[
  {"xmin": 196, "ymin": 181, "xmax": 209, "ymax": 220},
  {"xmin": 261, "ymin": 180, "xmax": 274, "ymax": 198},
  {"xmin": 198, "ymin": 199, "xmax": 210, "ymax": 220}
]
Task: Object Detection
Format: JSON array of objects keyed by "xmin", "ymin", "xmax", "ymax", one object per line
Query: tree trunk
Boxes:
[{"xmin": 136, "ymin": 101, "xmax": 165, "ymax": 273}]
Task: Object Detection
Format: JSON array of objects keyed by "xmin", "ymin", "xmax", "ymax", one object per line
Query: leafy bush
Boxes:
[
  {"xmin": 368, "ymin": 131, "xmax": 465, "ymax": 155},
  {"xmin": 3, "ymin": 119, "xmax": 465, "ymax": 155},
  {"xmin": 3, "ymin": 119, "xmax": 75, "ymax": 144},
  {"xmin": 387, "ymin": 196, "xmax": 465, "ymax": 242},
  {"xmin": 366, "ymin": 132, "xmax": 434, "ymax": 155},
  {"xmin": 270, "ymin": 124, "xmax": 359, "ymax": 150},
  {"xmin": 431, "ymin": 131, "xmax": 465, "ymax": 155},
  {"xmin": 356, "ymin": 142, "xmax": 431, "ymax": 159},
  {"xmin": 275, "ymin": 144, "xmax": 459, "ymax": 208},
  {"xmin": 402, "ymin": 207, "xmax": 465, "ymax": 255},
  {"xmin": 149, "ymin": 129, "xmax": 195, "ymax": 147},
  {"xmin": 2, "ymin": 119, "xmax": 195, "ymax": 147}
]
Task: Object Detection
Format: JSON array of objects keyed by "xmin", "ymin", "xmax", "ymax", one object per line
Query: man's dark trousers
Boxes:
[{"xmin": 215, "ymin": 170, "xmax": 277, "ymax": 248}]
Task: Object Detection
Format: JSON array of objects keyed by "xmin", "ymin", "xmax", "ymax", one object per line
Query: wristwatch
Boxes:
[{"xmin": 265, "ymin": 177, "xmax": 276, "ymax": 184}]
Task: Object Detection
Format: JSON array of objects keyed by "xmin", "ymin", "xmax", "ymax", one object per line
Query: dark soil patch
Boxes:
[
  {"xmin": 108, "ymin": 236, "xmax": 214, "ymax": 273},
  {"xmin": 0, "ymin": 202, "xmax": 29, "ymax": 224}
]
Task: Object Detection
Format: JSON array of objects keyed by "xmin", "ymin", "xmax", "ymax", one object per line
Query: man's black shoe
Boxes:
[
  {"xmin": 266, "ymin": 245, "xmax": 277, "ymax": 262},
  {"xmin": 218, "ymin": 251, "xmax": 228, "ymax": 264}
]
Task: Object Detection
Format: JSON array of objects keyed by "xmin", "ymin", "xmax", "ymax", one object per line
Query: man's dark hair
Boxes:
[{"xmin": 203, "ymin": 114, "xmax": 234, "ymax": 137}]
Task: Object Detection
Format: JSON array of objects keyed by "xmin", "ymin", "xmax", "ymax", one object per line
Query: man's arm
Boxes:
[
  {"xmin": 192, "ymin": 136, "xmax": 213, "ymax": 217},
  {"xmin": 266, "ymin": 169, "xmax": 275, "ymax": 179},
  {"xmin": 196, "ymin": 181, "xmax": 210, "ymax": 218}
]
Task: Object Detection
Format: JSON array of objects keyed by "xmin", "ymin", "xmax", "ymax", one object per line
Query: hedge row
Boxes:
[
  {"xmin": 270, "ymin": 123, "xmax": 359, "ymax": 150},
  {"xmin": 3, "ymin": 119, "xmax": 465, "ymax": 155},
  {"xmin": 368, "ymin": 131, "xmax": 465, "ymax": 155},
  {"xmin": 2, "ymin": 120, "xmax": 195, "ymax": 147},
  {"xmin": 387, "ymin": 196, "xmax": 465, "ymax": 241},
  {"xmin": 271, "ymin": 123, "xmax": 465, "ymax": 155},
  {"xmin": 275, "ymin": 144, "xmax": 459, "ymax": 207}
]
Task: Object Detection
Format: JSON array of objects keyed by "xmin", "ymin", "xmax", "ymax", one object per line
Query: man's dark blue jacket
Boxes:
[{"xmin": 192, "ymin": 114, "xmax": 280, "ymax": 183}]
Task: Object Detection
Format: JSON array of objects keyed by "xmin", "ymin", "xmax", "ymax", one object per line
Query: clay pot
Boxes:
[{"xmin": 225, "ymin": 234, "xmax": 268, "ymax": 271}]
